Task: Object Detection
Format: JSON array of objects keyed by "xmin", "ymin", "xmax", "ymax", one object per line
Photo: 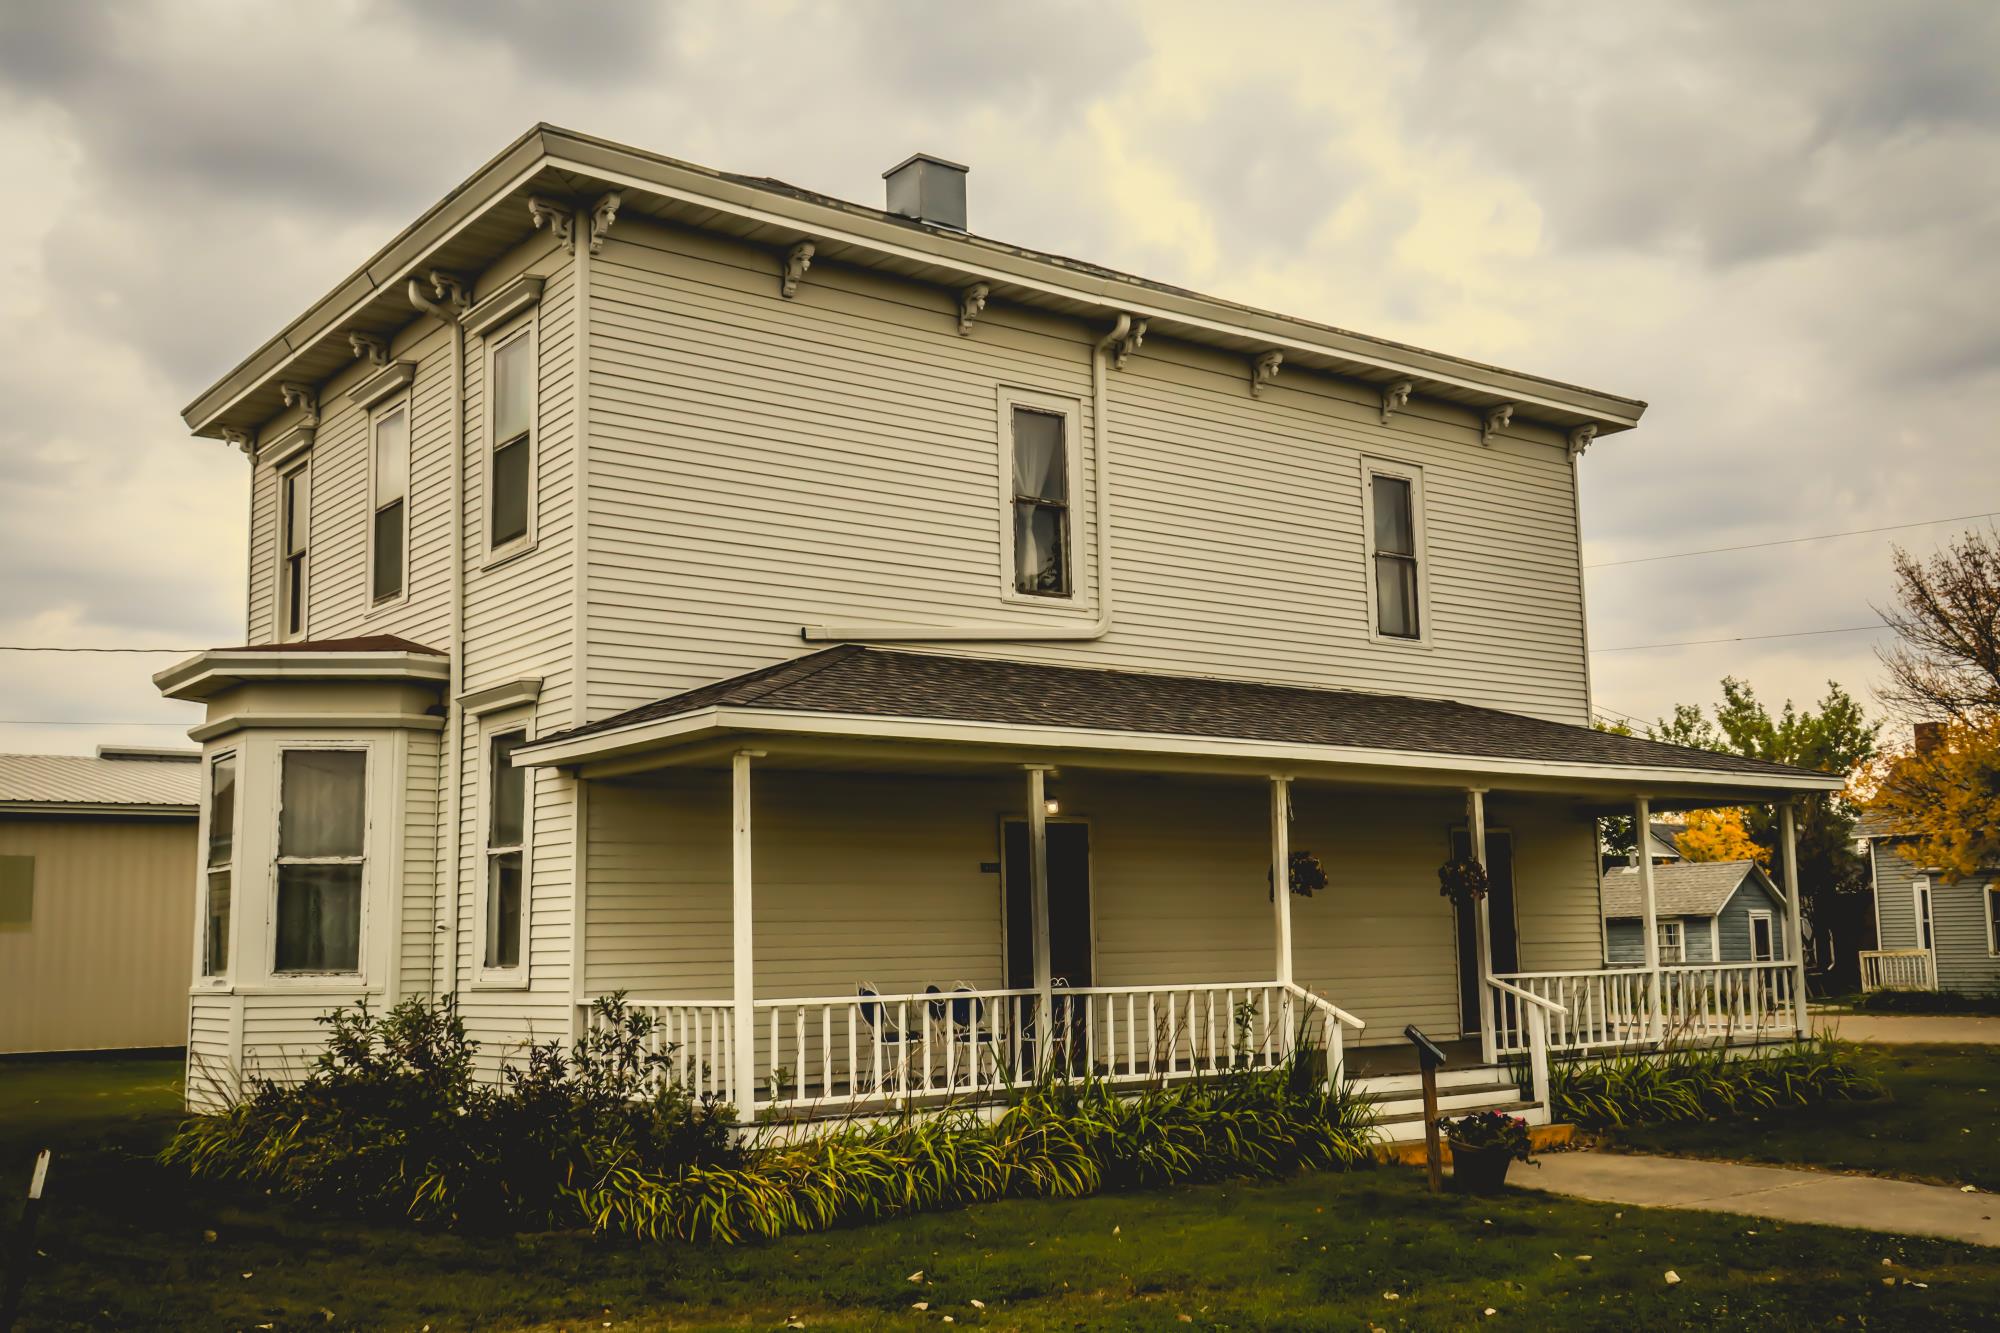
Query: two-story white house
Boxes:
[{"xmin": 156, "ymin": 126, "xmax": 1842, "ymax": 1136}]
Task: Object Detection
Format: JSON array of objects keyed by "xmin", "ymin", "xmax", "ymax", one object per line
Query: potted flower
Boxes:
[
  {"xmin": 1436, "ymin": 856, "xmax": 1490, "ymax": 910},
  {"xmin": 1439, "ymin": 1109, "xmax": 1533, "ymax": 1193}
]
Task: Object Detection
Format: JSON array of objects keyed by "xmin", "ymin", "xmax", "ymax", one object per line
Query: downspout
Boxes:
[
  {"xmin": 411, "ymin": 276, "xmax": 466, "ymax": 996},
  {"xmin": 799, "ymin": 312, "xmax": 1129, "ymax": 643}
]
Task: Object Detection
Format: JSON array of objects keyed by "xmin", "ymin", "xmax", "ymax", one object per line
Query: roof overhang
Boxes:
[
  {"xmin": 514, "ymin": 703, "xmax": 1846, "ymax": 806},
  {"xmin": 185, "ymin": 124, "xmax": 1647, "ymax": 445},
  {"xmin": 154, "ymin": 648, "xmax": 452, "ymax": 702}
]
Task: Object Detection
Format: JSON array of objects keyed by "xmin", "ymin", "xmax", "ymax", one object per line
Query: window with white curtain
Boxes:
[
  {"xmin": 371, "ymin": 400, "xmax": 409, "ymax": 602},
  {"xmin": 202, "ymin": 753, "xmax": 236, "ymax": 977},
  {"xmin": 1007, "ymin": 401, "xmax": 1073, "ymax": 597},
  {"xmin": 279, "ymin": 461, "xmax": 310, "ymax": 639},
  {"xmin": 1655, "ymin": 920, "xmax": 1686, "ymax": 964},
  {"xmin": 484, "ymin": 729, "xmax": 527, "ymax": 971},
  {"xmin": 489, "ymin": 323, "xmax": 535, "ymax": 553},
  {"xmin": 273, "ymin": 748, "xmax": 366, "ymax": 973}
]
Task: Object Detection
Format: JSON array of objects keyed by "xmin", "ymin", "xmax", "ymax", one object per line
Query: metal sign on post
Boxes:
[{"xmin": 1404, "ymin": 1025, "xmax": 1448, "ymax": 1193}]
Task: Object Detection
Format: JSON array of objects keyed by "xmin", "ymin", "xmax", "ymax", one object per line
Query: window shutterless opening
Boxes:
[
  {"xmin": 1749, "ymin": 911, "xmax": 1775, "ymax": 963},
  {"xmin": 488, "ymin": 324, "xmax": 535, "ymax": 553},
  {"xmin": 1914, "ymin": 878, "xmax": 1934, "ymax": 952},
  {"xmin": 484, "ymin": 730, "xmax": 528, "ymax": 971},
  {"xmin": 1370, "ymin": 473, "xmax": 1419, "ymax": 638},
  {"xmin": 202, "ymin": 752, "xmax": 236, "ymax": 978},
  {"xmin": 1010, "ymin": 405, "xmax": 1072, "ymax": 597},
  {"xmin": 273, "ymin": 748, "xmax": 366, "ymax": 974},
  {"xmin": 279, "ymin": 461, "xmax": 310, "ymax": 639},
  {"xmin": 1655, "ymin": 920, "xmax": 1686, "ymax": 964},
  {"xmin": 370, "ymin": 400, "xmax": 409, "ymax": 603}
]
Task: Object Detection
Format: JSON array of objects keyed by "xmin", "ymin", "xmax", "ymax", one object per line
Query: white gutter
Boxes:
[
  {"xmin": 801, "ymin": 313, "xmax": 1130, "ymax": 644},
  {"xmin": 511, "ymin": 703, "xmax": 1849, "ymax": 796}
]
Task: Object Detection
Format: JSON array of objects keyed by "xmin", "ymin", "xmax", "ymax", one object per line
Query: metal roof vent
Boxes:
[{"xmin": 883, "ymin": 153, "xmax": 968, "ymax": 230}]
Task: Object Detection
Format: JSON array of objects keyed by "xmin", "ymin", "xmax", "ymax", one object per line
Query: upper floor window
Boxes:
[
  {"xmin": 1362, "ymin": 460, "xmax": 1426, "ymax": 642},
  {"xmin": 279, "ymin": 461, "xmax": 310, "ymax": 639},
  {"xmin": 274, "ymin": 748, "xmax": 366, "ymax": 974},
  {"xmin": 1000, "ymin": 390, "xmax": 1078, "ymax": 600},
  {"xmin": 371, "ymin": 399, "xmax": 410, "ymax": 603},
  {"xmin": 488, "ymin": 323, "xmax": 535, "ymax": 555},
  {"xmin": 202, "ymin": 753, "xmax": 236, "ymax": 978},
  {"xmin": 483, "ymin": 728, "xmax": 529, "ymax": 972}
]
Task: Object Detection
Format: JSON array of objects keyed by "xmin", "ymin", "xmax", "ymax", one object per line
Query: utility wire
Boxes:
[
  {"xmin": 1590, "ymin": 623, "xmax": 1890, "ymax": 654},
  {"xmin": 1585, "ymin": 510, "xmax": 1999, "ymax": 570},
  {"xmin": 0, "ymin": 719, "xmax": 191, "ymax": 727},
  {"xmin": 0, "ymin": 645, "xmax": 202, "ymax": 654}
]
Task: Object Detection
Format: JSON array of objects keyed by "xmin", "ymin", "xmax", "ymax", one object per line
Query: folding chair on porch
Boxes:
[{"xmin": 857, "ymin": 983, "xmax": 914, "ymax": 1097}]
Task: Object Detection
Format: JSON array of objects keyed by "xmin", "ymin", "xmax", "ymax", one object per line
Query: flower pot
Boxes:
[{"xmin": 1446, "ymin": 1141, "xmax": 1516, "ymax": 1193}]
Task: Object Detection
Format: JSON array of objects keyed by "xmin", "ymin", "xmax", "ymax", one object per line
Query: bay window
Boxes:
[
  {"xmin": 202, "ymin": 753, "xmax": 236, "ymax": 977},
  {"xmin": 484, "ymin": 729, "xmax": 528, "ymax": 972},
  {"xmin": 273, "ymin": 748, "xmax": 366, "ymax": 973}
]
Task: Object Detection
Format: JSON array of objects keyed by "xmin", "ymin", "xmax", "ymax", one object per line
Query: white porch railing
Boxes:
[
  {"xmin": 1489, "ymin": 961, "xmax": 1802, "ymax": 1057},
  {"xmin": 594, "ymin": 981, "xmax": 1364, "ymax": 1115},
  {"xmin": 1859, "ymin": 949, "xmax": 1937, "ymax": 992}
]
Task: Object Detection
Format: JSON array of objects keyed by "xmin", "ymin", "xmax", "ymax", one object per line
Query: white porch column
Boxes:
[
  {"xmin": 731, "ymin": 750, "xmax": 760, "ymax": 1115},
  {"xmin": 1778, "ymin": 800, "xmax": 1810, "ymax": 1038},
  {"xmin": 1634, "ymin": 796, "xmax": 1663, "ymax": 1045},
  {"xmin": 1025, "ymin": 765, "xmax": 1054, "ymax": 1071},
  {"xmin": 1270, "ymin": 776, "xmax": 1294, "ymax": 1055},
  {"xmin": 1468, "ymin": 788, "xmax": 1496, "ymax": 1063}
]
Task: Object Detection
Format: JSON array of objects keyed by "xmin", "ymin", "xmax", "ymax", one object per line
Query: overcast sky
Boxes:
[{"xmin": 2, "ymin": 0, "xmax": 1996, "ymax": 756}]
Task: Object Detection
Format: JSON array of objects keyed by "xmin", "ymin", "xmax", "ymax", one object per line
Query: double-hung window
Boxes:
[
  {"xmin": 273, "ymin": 748, "xmax": 366, "ymax": 974},
  {"xmin": 1364, "ymin": 462, "xmax": 1424, "ymax": 641},
  {"xmin": 484, "ymin": 730, "xmax": 528, "ymax": 971},
  {"xmin": 279, "ymin": 462, "xmax": 310, "ymax": 638},
  {"xmin": 1655, "ymin": 920, "xmax": 1686, "ymax": 964},
  {"xmin": 1914, "ymin": 878, "xmax": 1934, "ymax": 951},
  {"xmin": 202, "ymin": 753, "xmax": 236, "ymax": 978},
  {"xmin": 1748, "ymin": 911, "xmax": 1776, "ymax": 963},
  {"xmin": 1005, "ymin": 397, "xmax": 1074, "ymax": 598},
  {"xmin": 489, "ymin": 324, "xmax": 535, "ymax": 553},
  {"xmin": 371, "ymin": 400, "xmax": 409, "ymax": 603}
]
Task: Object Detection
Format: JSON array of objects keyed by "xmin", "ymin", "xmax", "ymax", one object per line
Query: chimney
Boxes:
[
  {"xmin": 1914, "ymin": 721, "xmax": 1943, "ymax": 755},
  {"xmin": 883, "ymin": 153, "xmax": 969, "ymax": 231}
]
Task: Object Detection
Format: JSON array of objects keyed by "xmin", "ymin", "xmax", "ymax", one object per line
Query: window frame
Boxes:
[
  {"xmin": 481, "ymin": 314, "xmax": 539, "ymax": 565},
  {"xmin": 995, "ymin": 386, "xmax": 1083, "ymax": 605},
  {"xmin": 1985, "ymin": 883, "xmax": 1999, "ymax": 957},
  {"xmin": 1359, "ymin": 456, "xmax": 1432, "ymax": 647},
  {"xmin": 366, "ymin": 390, "xmax": 414, "ymax": 610},
  {"xmin": 276, "ymin": 457, "xmax": 312, "ymax": 641},
  {"xmin": 196, "ymin": 750, "xmax": 239, "ymax": 986},
  {"xmin": 473, "ymin": 709, "xmax": 535, "ymax": 987},
  {"xmin": 1913, "ymin": 877, "xmax": 1934, "ymax": 952},
  {"xmin": 268, "ymin": 743, "xmax": 370, "ymax": 979},
  {"xmin": 1747, "ymin": 909, "xmax": 1776, "ymax": 963},
  {"xmin": 1655, "ymin": 919, "xmax": 1686, "ymax": 965}
]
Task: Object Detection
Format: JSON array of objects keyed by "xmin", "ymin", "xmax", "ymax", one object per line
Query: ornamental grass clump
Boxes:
[{"xmin": 1548, "ymin": 1034, "xmax": 1883, "ymax": 1130}]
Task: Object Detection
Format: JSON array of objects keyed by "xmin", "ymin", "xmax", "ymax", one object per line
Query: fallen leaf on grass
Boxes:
[{"xmin": 1664, "ymin": 1271, "xmax": 1681, "ymax": 1286}]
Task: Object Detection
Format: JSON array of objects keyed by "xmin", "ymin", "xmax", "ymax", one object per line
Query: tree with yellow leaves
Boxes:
[
  {"xmin": 1863, "ymin": 717, "xmax": 2000, "ymax": 880},
  {"xmin": 1675, "ymin": 808, "xmax": 1769, "ymax": 868}
]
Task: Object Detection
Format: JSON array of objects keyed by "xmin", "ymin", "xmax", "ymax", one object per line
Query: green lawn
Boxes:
[
  {"xmin": 4, "ymin": 1056, "xmax": 1999, "ymax": 1331},
  {"xmin": 1603, "ymin": 1044, "xmax": 2000, "ymax": 1190}
]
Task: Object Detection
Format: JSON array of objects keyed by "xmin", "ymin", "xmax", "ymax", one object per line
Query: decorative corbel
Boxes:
[
  {"xmin": 279, "ymin": 383, "xmax": 321, "ymax": 431},
  {"xmin": 348, "ymin": 332, "xmax": 390, "ymax": 368},
  {"xmin": 589, "ymin": 192, "xmax": 621, "ymax": 255},
  {"xmin": 1250, "ymin": 350, "xmax": 1283, "ymax": 397},
  {"xmin": 427, "ymin": 270, "xmax": 472, "ymax": 315},
  {"xmin": 1567, "ymin": 423, "xmax": 1598, "ymax": 461},
  {"xmin": 528, "ymin": 196, "xmax": 575, "ymax": 246},
  {"xmin": 1481, "ymin": 403, "xmax": 1515, "ymax": 446},
  {"xmin": 957, "ymin": 282, "xmax": 989, "ymax": 336},
  {"xmin": 220, "ymin": 427, "xmax": 255, "ymax": 459},
  {"xmin": 1111, "ymin": 317, "xmax": 1147, "ymax": 370},
  {"xmin": 781, "ymin": 241, "xmax": 815, "ymax": 299},
  {"xmin": 1380, "ymin": 379, "xmax": 1413, "ymax": 425}
]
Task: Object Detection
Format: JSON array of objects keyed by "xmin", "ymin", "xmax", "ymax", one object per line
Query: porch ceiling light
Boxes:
[{"xmin": 1044, "ymin": 798, "xmax": 1060, "ymax": 816}]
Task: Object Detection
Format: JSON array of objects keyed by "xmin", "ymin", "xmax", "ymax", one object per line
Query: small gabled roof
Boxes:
[
  {"xmin": 0, "ymin": 751, "xmax": 200, "ymax": 816},
  {"xmin": 1600, "ymin": 859, "xmax": 1778, "ymax": 920},
  {"xmin": 521, "ymin": 645, "xmax": 1843, "ymax": 796},
  {"xmin": 1647, "ymin": 821, "xmax": 1688, "ymax": 860}
]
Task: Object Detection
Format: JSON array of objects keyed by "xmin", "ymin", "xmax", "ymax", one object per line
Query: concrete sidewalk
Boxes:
[
  {"xmin": 1815, "ymin": 1013, "xmax": 2000, "ymax": 1045},
  {"xmin": 1517, "ymin": 1152, "xmax": 2000, "ymax": 1248}
]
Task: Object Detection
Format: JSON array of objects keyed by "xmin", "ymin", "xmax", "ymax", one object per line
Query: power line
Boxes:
[
  {"xmin": 1590, "ymin": 623, "xmax": 1890, "ymax": 654},
  {"xmin": 1584, "ymin": 510, "xmax": 2000, "ymax": 570},
  {"xmin": 0, "ymin": 719, "xmax": 191, "ymax": 727},
  {"xmin": 0, "ymin": 646, "xmax": 202, "ymax": 654}
]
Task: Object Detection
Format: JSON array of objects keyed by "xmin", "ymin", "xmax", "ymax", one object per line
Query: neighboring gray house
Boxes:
[
  {"xmin": 1601, "ymin": 860, "xmax": 1790, "ymax": 966},
  {"xmin": 1858, "ymin": 810, "xmax": 2000, "ymax": 995}
]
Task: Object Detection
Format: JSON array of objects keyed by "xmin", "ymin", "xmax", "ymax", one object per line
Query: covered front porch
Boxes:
[{"xmin": 520, "ymin": 647, "xmax": 1839, "ymax": 1127}]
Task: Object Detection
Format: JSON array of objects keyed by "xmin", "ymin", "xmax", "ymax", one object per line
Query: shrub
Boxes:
[
  {"xmin": 161, "ymin": 993, "xmax": 737, "ymax": 1229},
  {"xmin": 1548, "ymin": 1035, "xmax": 1883, "ymax": 1130}
]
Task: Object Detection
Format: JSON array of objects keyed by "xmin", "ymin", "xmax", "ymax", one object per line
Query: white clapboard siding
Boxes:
[
  {"xmin": 579, "ymin": 215, "xmax": 1590, "ymax": 727},
  {"xmin": 399, "ymin": 729, "xmax": 441, "ymax": 995},
  {"xmin": 185, "ymin": 994, "xmax": 237, "ymax": 1112}
]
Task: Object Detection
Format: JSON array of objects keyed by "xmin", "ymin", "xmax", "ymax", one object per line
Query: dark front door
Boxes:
[
  {"xmin": 1452, "ymin": 828, "xmax": 1518, "ymax": 1036},
  {"xmin": 1003, "ymin": 820, "xmax": 1093, "ymax": 989}
]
